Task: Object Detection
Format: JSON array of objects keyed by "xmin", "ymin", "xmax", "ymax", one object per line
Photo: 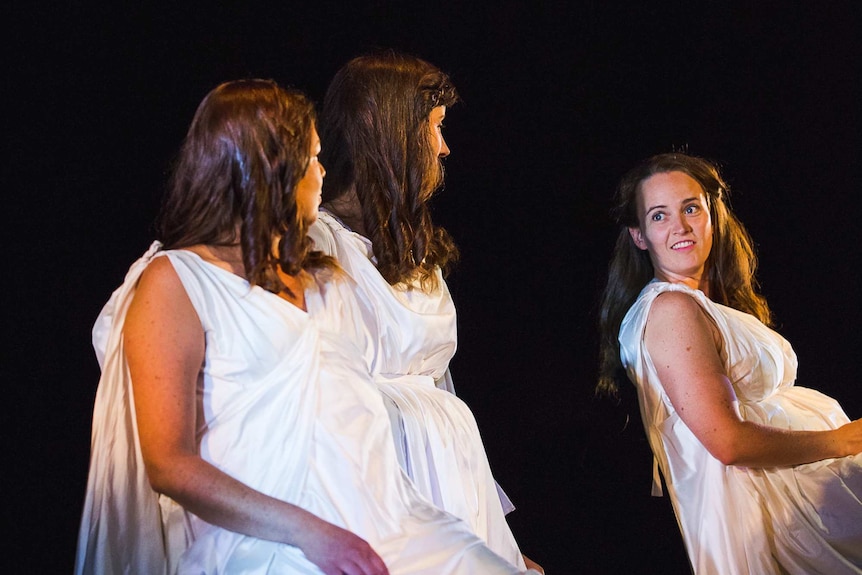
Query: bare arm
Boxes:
[
  {"xmin": 124, "ymin": 256, "xmax": 389, "ymax": 575},
  {"xmin": 644, "ymin": 291, "xmax": 862, "ymax": 467}
]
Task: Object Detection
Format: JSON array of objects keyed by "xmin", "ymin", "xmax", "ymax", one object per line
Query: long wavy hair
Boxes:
[
  {"xmin": 320, "ymin": 50, "xmax": 460, "ymax": 289},
  {"xmin": 156, "ymin": 79, "xmax": 333, "ymax": 292},
  {"xmin": 596, "ymin": 152, "xmax": 771, "ymax": 397}
]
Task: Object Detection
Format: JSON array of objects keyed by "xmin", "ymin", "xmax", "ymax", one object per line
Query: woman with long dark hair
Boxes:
[
  {"xmin": 309, "ymin": 51, "xmax": 542, "ymax": 573},
  {"xmin": 598, "ymin": 152, "xmax": 862, "ymax": 574}
]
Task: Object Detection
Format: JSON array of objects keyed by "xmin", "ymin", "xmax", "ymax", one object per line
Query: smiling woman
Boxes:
[
  {"xmin": 597, "ymin": 152, "xmax": 862, "ymax": 574},
  {"xmin": 627, "ymin": 171, "xmax": 714, "ymax": 289}
]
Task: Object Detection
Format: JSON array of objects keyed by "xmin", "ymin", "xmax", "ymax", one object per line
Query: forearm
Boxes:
[
  {"xmin": 148, "ymin": 454, "xmax": 389, "ymax": 574},
  {"xmin": 147, "ymin": 454, "xmax": 312, "ymax": 547},
  {"xmin": 715, "ymin": 420, "xmax": 852, "ymax": 468}
]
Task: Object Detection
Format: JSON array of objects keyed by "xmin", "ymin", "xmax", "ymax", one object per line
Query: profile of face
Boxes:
[
  {"xmin": 628, "ymin": 171, "xmax": 714, "ymax": 289},
  {"xmin": 428, "ymin": 105, "xmax": 450, "ymax": 159},
  {"xmin": 294, "ymin": 125, "xmax": 325, "ymax": 225},
  {"xmin": 419, "ymin": 105, "xmax": 451, "ymax": 202}
]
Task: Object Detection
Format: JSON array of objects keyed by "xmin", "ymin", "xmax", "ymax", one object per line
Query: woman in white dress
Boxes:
[
  {"xmin": 597, "ymin": 152, "xmax": 862, "ymax": 574},
  {"xmin": 308, "ymin": 51, "xmax": 542, "ymax": 573},
  {"xmin": 75, "ymin": 79, "xmax": 535, "ymax": 575}
]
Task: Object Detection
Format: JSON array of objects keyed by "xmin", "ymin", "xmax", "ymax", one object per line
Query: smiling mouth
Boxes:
[{"xmin": 671, "ymin": 240, "xmax": 694, "ymax": 250}]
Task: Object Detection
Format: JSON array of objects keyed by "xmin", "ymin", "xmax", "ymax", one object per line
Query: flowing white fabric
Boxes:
[
  {"xmin": 619, "ymin": 280, "xmax": 862, "ymax": 574},
  {"xmin": 309, "ymin": 211, "xmax": 525, "ymax": 568},
  {"xmin": 75, "ymin": 242, "xmax": 528, "ymax": 574}
]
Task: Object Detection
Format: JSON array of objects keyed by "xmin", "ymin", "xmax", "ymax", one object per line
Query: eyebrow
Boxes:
[{"xmin": 644, "ymin": 197, "xmax": 701, "ymax": 215}]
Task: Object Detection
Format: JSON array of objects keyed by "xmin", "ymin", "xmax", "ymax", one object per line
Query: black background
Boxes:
[{"xmin": 7, "ymin": 2, "xmax": 860, "ymax": 573}]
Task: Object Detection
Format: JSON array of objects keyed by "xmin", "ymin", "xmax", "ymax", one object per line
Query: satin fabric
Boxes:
[
  {"xmin": 75, "ymin": 243, "xmax": 527, "ymax": 574},
  {"xmin": 309, "ymin": 211, "xmax": 525, "ymax": 568},
  {"xmin": 619, "ymin": 280, "xmax": 862, "ymax": 574}
]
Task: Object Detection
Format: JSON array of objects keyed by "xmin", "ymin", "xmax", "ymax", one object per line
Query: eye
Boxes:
[
  {"xmin": 650, "ymin": 211, "xmax": 664, "ymax": 222},
  {"xmin": 684, "ymin": 204, "xmax": 700, "ymax": 215}
]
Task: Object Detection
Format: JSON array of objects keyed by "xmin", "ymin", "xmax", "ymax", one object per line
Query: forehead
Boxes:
[
  {"xmin": 308, "ymin": 125, "xmax": 320, "ymax": 147},
  {"xmin": 638, "ymin": 171, "xmax": 705, "ymax": 206},
  {"xmin": 429, "ymin": 105, "xmax": 447, "ymax": 119}
]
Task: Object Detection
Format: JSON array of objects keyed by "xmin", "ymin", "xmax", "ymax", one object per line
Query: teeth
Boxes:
[{"xmin": 672, "ymin": 241, "xmax": 693, "ymax": 249}]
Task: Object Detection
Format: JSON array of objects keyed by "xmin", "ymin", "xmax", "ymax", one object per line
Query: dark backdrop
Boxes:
[{"xmin": 7, "ymin": 2, "xmax": 859, "ymax": 574}]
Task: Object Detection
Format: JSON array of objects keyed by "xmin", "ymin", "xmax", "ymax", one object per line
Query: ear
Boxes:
[{"xmin": 628, "ymin": 227, "xmax": 648, "ymax": 250}]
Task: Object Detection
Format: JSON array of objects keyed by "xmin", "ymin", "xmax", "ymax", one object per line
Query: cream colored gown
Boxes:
[
  {"xmin": 75, "ymin": 242, "xmax": 530, "ymax": 574},
  {"xmin": 619, "ymin": 280, "xmax": 862, "ymax": 574},
  {"xmin": 309, "ymin": 210, "xmax": 526, "ymax": 569}
]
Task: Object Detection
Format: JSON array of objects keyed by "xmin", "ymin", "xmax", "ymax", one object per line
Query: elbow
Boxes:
[
  {"xmin": 144, "ymin": 464, "xmax": 173, "ymax": 495},
  {"xmin": 713, "ymin": 448, "xmax": 743, "ymax": 466},
  {"xmin": 139, "ymin": 442, "xmax": 206, "ymax": 499},
  {"xmin": 704, "ymin": 437, "xmax": 747, "ymax": 466},
  {"xmin": 141, "ymin": 456, "xmax": 188, "ymax": 497}
]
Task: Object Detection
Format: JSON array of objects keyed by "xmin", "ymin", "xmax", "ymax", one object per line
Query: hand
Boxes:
[
  {"xmin": 836, "ymin": 418, "xmax": 862, "ymax": 457},
  {"xmin": 295, "ymin": 517, "xmax": 389, "ymax": 575}
]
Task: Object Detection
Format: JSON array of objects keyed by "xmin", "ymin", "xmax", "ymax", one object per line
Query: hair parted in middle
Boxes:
[
  {"xmin": 596, "ymin": 152, "xmax": 771, "ymax": 397},
  {"xmin": 320, "ymin": 50, "xmax": 460, "ymax": 289}
]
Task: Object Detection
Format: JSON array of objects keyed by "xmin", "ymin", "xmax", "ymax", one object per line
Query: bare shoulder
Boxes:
[
  {"xmin": 649, "ymin": 289, "xmax": 705, "ymax": 323},
  {"xmin": 134, "ymin": 255, "xmax": 185, "ymax": 300},
  {"xmin": 128, "ymin": 255, "xmax": 197, "ymax": 327},
  {"xmin": 645, "ymin": 288, "xmax": 719, "ymax": 353}
]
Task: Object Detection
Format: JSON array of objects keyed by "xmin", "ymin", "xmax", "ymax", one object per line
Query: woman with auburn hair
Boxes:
[
  {"xmin": 309, "ymin": 51, "xmax": 542, "ymax": 573},
  {"xmin": 598, "ymin": 152, "xmax": 862, "ymax": 574},
  {"xmin": 75, "ymin": 79, "xmax": 537, "ymax": 575}
]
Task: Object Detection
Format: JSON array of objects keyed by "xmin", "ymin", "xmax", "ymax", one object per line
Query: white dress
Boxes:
[
  {"xmin": 619, "ymin": 280, "xmax": 862, "ymax": 574},
  {"xmin": 75, "ymin": 242, "xmax": 529, "ymax": 574},
  {"xmin": 309, "ymin": 211, "xmax": 525, "ymax": 569}
]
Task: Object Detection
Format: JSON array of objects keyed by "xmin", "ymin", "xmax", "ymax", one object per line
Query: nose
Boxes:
[
  {"xmin": 439, "ymin": 137, "xmax": 450, "ymax": 158},
  {"xmin": 672, "ymin": 214, "xmax": 692, "ymax": 234},
  {"xmin": 319, "ymin": 161, "xmax": 326, "ymax": 178}
]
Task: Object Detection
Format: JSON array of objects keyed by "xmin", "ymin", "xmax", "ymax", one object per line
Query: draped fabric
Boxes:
[
  {"xmin": 619, "ymin": 280, "xmax": 862, "ymax": 574},
  {"xmin": 75, "ymin": 243, "xmax": 528, "ymax": 574},
  {"xmin": 309, "ymin": 211, "xmax": 524, "ymax": 568},
  {"xmin": 75, "ymin": 241, "xmax": 175, "ymax": 575}
]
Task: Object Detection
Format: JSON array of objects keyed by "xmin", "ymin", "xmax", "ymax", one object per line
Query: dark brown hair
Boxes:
[
  {"xmin": 597, "ymin": 152, "xmax": 771, "ymax": 397},
  {"xmin": 320, "ymin": 50, "xmax": 460, "ymax": 288},
  {"xmin": 157, "ymin": 79, "xmax": 332, "ymax": 292}
]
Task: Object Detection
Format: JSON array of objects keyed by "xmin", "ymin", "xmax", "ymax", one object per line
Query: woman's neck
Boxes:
[
  {"xmin": 188, "ymin": 242, "xmax": 309, "ymax": 311},
  {"xmin": 654, "ymin": 272, "xmax": 710, "ymax": 297},
  {"xmin": 275, "ymin": 267, "xmax": 309, "ymax": 311}
]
